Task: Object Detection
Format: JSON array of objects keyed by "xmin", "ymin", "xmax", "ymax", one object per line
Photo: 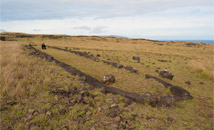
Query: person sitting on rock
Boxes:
[{"xmin": 41, "ymin": 43, "xmax": 46, "ymax": 50}]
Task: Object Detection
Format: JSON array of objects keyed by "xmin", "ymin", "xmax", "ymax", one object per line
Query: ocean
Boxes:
[{"xmin": 164, "ymin": 40, "xmax": 214, "ymax": 44}]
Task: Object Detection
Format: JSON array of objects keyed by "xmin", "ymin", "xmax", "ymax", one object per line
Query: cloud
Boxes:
[
  {"xmin": 1, "ymin": 0, "xmax": 212, "ymax": 21},
  {"xmin": 33, "ymin": 29, "xmax": 42, "ymax": 32},
  {"xmin": 73, "ymin": 26, "xmax": 107, "ymax": 34},
  {"xmin": 90, "ymin": 26, "xmax": 107, "ymax": 34},
  {"xmin": 0, "ymin": 0, "xmax": 213, "ymax": 40},
  {"xmin": 73, "ymin": 26, "xmax": 90, "ymax": 31},
  {"xmin": 1, "ymin": 14, "xmax": 212, "ymax": 40}
]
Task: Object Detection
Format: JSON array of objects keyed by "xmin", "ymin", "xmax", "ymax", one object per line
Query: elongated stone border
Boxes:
[
  {"xmin": 26, "ymin": 45, "xmax": 193, "ymax": 107},
  {"xmin": 26, "ymin": 45, "xmax": 146, "ymax": 104},
  {"xmin": 47, "ymin": 45, "xmax": 139, "ymax": 73},
  {"xmin": 145, "ymin": 74, "xmax": 193, "ymax": 100}
]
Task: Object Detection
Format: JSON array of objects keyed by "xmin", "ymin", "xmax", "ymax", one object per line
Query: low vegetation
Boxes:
[{"xmin": 0, "ymin": 33, "xmax": 213, "ymax": 130}]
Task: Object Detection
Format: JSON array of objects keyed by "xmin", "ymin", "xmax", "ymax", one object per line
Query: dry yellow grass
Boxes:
[{"xmin": 0, "ymin": 33, "xmax": 213, "ymax": 130}]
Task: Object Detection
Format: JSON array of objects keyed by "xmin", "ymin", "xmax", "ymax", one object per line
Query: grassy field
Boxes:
[{"xmin": 0, "ymin": 33, "xmax": 213, "ymax": 130}]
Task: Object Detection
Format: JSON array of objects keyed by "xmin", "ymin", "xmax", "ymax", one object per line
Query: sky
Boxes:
[{"xmin": 0, "ymin": 0, "xmax": 213, "ymax": 40}]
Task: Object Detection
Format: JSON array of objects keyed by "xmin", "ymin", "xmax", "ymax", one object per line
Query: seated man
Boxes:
[{"xmin": 41, "ymin": 43, "xmax": 46, "ymax": 49}]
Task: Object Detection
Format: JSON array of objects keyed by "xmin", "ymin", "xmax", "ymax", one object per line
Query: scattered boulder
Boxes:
[
  {"xmin": 185, "ymin": 81, "xmax": 191, "ymax": 85},
  {"xmin": 101, "ymin": 75, "xmax": 115, "ymax": 85},
  {"xmin": 132, "ymin": 56, "xmax": 140, "ymax": 63},
  {"xmin": 96, "ymin": 54, "xmax": 101, "ymax": 57},
  {"xmin": 199, "ymin": 82, "xmax": 204, "ymax": 85},
  {"xmin": 159, "ymin": 69, "xmax": 174, "ymax": 80},
  {"xmin": 158, "ymin": 60, "xmax": 168, "ymax": 62}
]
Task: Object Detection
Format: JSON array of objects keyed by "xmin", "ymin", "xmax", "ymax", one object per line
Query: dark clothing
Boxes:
[{"xmin": 42, "ymin": 43, "xmax": 46, "ymax": 49}]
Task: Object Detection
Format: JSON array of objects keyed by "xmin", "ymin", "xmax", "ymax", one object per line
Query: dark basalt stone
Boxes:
[
  {"xmin": 124, "ymin": 65, "xmax": 138, "ymax": 73},
  {"xmin": 132, "ymin": 56, "xmax": 140, "ymax": 63},
  {"xmin": 159, "ymin": 69, "xmax": 174, "ymax": 80},
  {"xmin": 199, "ymin": 82, "xmax": 204, "ymax": 85},
  {"xmin": 145, "ymin": 74, "xmax": 194, "ymax": 101},
  {"xmin": 170, "ymin": 86, "xmax": 193, "ymax": 99},
  {"xmin": 49, "ymin": 45, "xmax": 140, "ymax": 74},
  {"xmin": 158, "ymin": 60, "xmax": 168, "ymax": 62},
  {"xmin": 185, "ymin": 81, "xmax": 191, "ymax": 85},
  {"xmin": 101, "ymin": 75, "xmax": 115, "ymax": 85}
]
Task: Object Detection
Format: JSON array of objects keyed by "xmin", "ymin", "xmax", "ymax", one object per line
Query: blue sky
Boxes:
[{"xmin": 0, "ymin": 0, "xmax": 213, "ymax": 40}]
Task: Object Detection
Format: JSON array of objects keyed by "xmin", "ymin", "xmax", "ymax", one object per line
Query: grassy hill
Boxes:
[{"xmin": 0, "ymin": 32, "xmax": 213, "ymax": 130}]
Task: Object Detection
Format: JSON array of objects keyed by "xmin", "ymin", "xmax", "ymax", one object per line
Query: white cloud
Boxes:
[
  {"xmin": 1, "ymin": 0, "xmax": 212, "ymax": 21},
  {"xmin": 1, "ymin": 10, "xmax": 213, "ymax": 40},
  {"xmin": 73, "ymin": 26, "xmax": 91, "ymax": 31},
  {"xmin": 1, "ymin": 0, "xmax": 213, "ymax": 39}
]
